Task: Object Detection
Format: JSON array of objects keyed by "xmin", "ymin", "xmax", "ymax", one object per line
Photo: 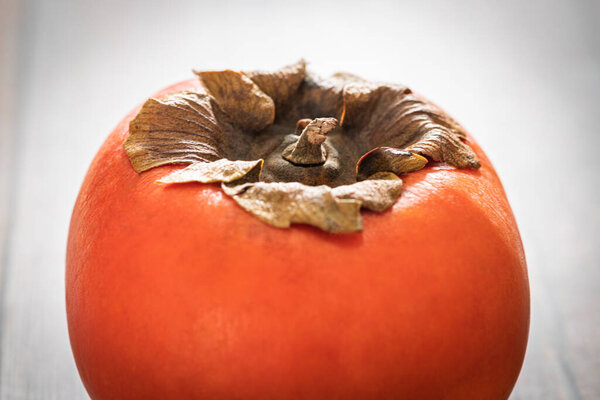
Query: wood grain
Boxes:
[{"xmin": 0, "ymin": 0, "xmax": 598, "ymax": 399}]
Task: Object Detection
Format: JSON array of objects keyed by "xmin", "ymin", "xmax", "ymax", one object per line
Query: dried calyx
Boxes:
[{"xmin": 124, "ymin": 61, "xmax": 480, "ymax": 233}]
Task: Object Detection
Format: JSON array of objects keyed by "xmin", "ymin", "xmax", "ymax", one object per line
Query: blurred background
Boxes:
[{"xmin": 0, "ymin": 0, "xmax": 598, "ymax": 398}]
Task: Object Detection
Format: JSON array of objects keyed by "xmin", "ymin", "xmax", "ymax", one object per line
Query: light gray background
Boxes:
[{"xmin": 1, "ymin": 0, "xmax": 599, "ymax": 398}]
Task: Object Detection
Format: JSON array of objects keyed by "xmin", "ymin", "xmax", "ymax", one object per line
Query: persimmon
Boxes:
[{"xmin": 66, "ymin": 61, "xmax": 529, "ymax": 400}]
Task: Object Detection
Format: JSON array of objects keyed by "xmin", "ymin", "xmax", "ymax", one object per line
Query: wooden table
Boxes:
[{"xmin": 1, "ymin": 0, "xmax": 598, "ymax": 398}]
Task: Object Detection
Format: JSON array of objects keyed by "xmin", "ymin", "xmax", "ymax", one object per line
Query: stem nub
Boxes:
[{"xmin": 282, "ymin": 118, "xmax": 338, "ymax": 166}]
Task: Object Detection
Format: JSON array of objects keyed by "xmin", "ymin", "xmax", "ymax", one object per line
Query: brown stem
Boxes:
[{"xmin": 282, "ymin": 117, "xmax": 338, "ymax": 165}]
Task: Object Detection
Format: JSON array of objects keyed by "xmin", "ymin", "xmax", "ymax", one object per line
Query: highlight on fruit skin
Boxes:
[{"xmin": 124, "ymin": 60, "xmax": 480, "ymax": 232}]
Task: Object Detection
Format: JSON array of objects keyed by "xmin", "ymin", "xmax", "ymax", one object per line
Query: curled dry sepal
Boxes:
[{"xmin": 124, "ymin": 61, "xmax": 480, "ymax": 233}]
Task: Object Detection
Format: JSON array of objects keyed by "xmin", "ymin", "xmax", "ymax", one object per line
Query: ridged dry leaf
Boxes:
[
  {"xmin": 222, "ymin": 182, "xmax": 364, "ymax": 233},
  {"xmin": 340, "ymin": 83, "xmax": 408, "ymax": 130},
  {"xmin": 196, "ymin": 70, "xmax": 275, "ymax": 132},
  {"xmin": 332, "ymin": 172, "xmax": 403, "ymax": 212},
  {"xmin": 244, "ymin": 60, "xmax": 306, "ymax": 110},
  {"xmin": 220, "ymin": 172, "xmax": 403, "ymax": 232},
  {"xmin": 286, "ymin": 73, "xmax": 348, "ymax": 121},
  {"xmin": 341, "ymin": 83, "xmax": 479, "ymax": 170},
  {"xmin": 124, "ymin": 92, "xmax": 224, "ymax": 172},
  {"xmin": 406, "ymin": 128, "xmax": 480, "ymax": 168},
  {"xmin": 356, "ymin": 147, "xmax": 428, "ymax": 181},
  {"xmin": 158, "ymin": 159, "xmax": 263, "ymax": 184}
]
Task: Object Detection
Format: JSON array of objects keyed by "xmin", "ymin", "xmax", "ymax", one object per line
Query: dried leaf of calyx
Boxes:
[{"xmin": 158, "ymin": 159, "xmax": 263, "ymax": 184}]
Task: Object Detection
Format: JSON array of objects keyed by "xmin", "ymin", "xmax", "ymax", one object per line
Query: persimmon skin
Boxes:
[{"xmin": 66, "ymin": 79, "xmax": 529, "ymax": 400}]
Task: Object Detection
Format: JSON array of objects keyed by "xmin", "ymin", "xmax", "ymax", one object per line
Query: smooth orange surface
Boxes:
[{"xmin": 66, "ymin": 79, "xmax": 530, "ymax": 400}]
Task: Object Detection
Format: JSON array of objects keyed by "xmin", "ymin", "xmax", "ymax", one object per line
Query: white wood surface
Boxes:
[{"xmin": 1, "ymin": 0, "xmax": 599, "ymax": 398}]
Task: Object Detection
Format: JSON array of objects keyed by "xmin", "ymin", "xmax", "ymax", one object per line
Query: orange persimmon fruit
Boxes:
[{"xmin": 66, "ymin": 63, "xmax": 529, "ymax": 400}]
